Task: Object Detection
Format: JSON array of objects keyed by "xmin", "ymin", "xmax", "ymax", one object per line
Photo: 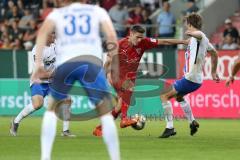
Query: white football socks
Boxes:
[
  {"xmin": 41, "ymin": 109, "xmax": 120, "ymax": 160},
  {"xmin": 179, "ymin": 100, "xmax": 195, "ymax": 123},
  {"xmin": 63, "ymin": 121, "xmax": 69, "ymax": 132},
  {"xmin": 162, "ymin": 101, "xmax": 174, "ymax": 129},
  {"xmin": 14, "ymin": 103, "xmax": 35, "ymax": 124},
  {"xmin": 60, "ymin": 104, "xmax": 71, "ymax": 132},
  {"xmin": 41, "ymin": 111, "xmax": 57, "ymax": 160},
  {"xmin": 101, "ymin": 114, "xmax": 120, "ymax": 160}
]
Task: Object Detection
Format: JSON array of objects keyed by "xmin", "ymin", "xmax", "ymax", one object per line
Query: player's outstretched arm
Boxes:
[
  {"xmin": 226, "ymin": 57, "xmax": 240, "ymax": 86},
  {"xmin": 185, "ymin": 30, "xmax": 202, "ymax": 40},
  {"xmin": 208, "ymin": 44, "xmax": 220, "ymax": 82},
  {"xmin": 40, "ymin": 70, "xmax": 55, "ymax": 79},
  {"xmin": 32, "ymin": 19, "xmax": 55, "ymax": 83},
  {"xmin": 157, "ymin": 38, "xmax": 189, "ymax": 45},
  {"xmin": 104, "ymin": 54, "xmax": 111, "ymax": 72},
  {"xmin": 230, "ymin": 58, "xmax": 240, "ymax": 78},
  {"xmin": 104, "ymin": 54, "xmax": 113, "ymax": 85},
  {"xmin": 100, "ymin": 15, "xmax": 119, "ymax": 84},
  {"xmin": 35, "ymin": 20, "xmax": 55, "ymax": 67}
]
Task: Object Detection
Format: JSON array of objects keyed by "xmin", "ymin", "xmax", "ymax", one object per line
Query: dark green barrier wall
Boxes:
[
  {"xmin": 0, "ymin": 50, "xmax": 14, "ymax": 78},
  {"xmin": 0, "ymin": 50, "xmax": 29, "ymax": 78},
  {"xmin": 141, "ymin": 47, "xmax": 177, "ymax": 79},
  {"xmin": 16, "ymin": 51, "xmax": 29, "ymax": 78}
]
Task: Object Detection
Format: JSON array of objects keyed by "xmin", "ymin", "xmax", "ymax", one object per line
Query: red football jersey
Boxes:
[{"xmin": 118, "ymin": 37, "xmax": 159, "ymax": 80}]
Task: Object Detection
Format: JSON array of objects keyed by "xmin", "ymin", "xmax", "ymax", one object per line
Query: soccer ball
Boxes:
[{"xmin": 131, "ymin": 114, "xmax": 146, "ymax": 130}]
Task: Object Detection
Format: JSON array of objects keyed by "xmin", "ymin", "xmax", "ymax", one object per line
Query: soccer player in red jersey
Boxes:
[{"xmin": 93, "ymin": 25, "xmax": 187, "ymax": 136}]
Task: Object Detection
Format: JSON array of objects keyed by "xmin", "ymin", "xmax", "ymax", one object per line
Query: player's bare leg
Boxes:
[
  {"xmin": 159, "ymin": 87, "xmax": 177, "ymax": 138},
  {"xmin": 10, "ymin": 95, "xmax": 44, "ymax": 136},
  {"xmin": 176, "ymin": 96, "xmax": 199, "ymax": 136}
]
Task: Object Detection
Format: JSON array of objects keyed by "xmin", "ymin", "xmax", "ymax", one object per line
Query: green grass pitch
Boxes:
[{"xmin": 0, "ymin": 117, "xmax": 239, "ymax": 160}]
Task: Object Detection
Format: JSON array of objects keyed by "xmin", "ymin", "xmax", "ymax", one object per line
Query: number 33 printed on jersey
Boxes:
[{"xmin": 64, "ymin": 14, "xmax": 91, "ymax": 36}]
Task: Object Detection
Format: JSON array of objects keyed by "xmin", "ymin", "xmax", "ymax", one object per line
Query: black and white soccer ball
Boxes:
[{"xmin": 131, "ymin": 114, "xmax": 146, "ymax": 130}]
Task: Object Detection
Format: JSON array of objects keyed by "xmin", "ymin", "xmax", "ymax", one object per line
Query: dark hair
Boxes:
[
  {"xmin": 130, "ymin": 25, "xmax": 145, "ymax": 34},
  {"xmin": 185, "ymin": 13, "xmax": 202, "ymax": 30},
  {"xmin": 71, "ymin": 0, "xmax": 87, "ymax": 2}
]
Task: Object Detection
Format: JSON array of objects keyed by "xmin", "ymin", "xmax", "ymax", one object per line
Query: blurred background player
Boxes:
[
  {"xmin": 10, "ymin": 32, "xmax": 75, "ymax": 137},
  {"xmin": 159, "ymin": 13, "xmax": 219, "ymax": 138},
  {"xmin": 32, "ymin": 0, "xmax": 120, "ymax": 160},
  {"xmin": 226, "ymin": 55, "xmax": 240, "ymax": 86},
  {"xmin": 93, "ymin": 25, "xmax": 187, "ymax": 136}
]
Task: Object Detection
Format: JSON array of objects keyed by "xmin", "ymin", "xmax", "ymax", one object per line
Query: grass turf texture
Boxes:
[{"xmin": 0, "ymin": 117, "xmax": 239, "ymax": 160}]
